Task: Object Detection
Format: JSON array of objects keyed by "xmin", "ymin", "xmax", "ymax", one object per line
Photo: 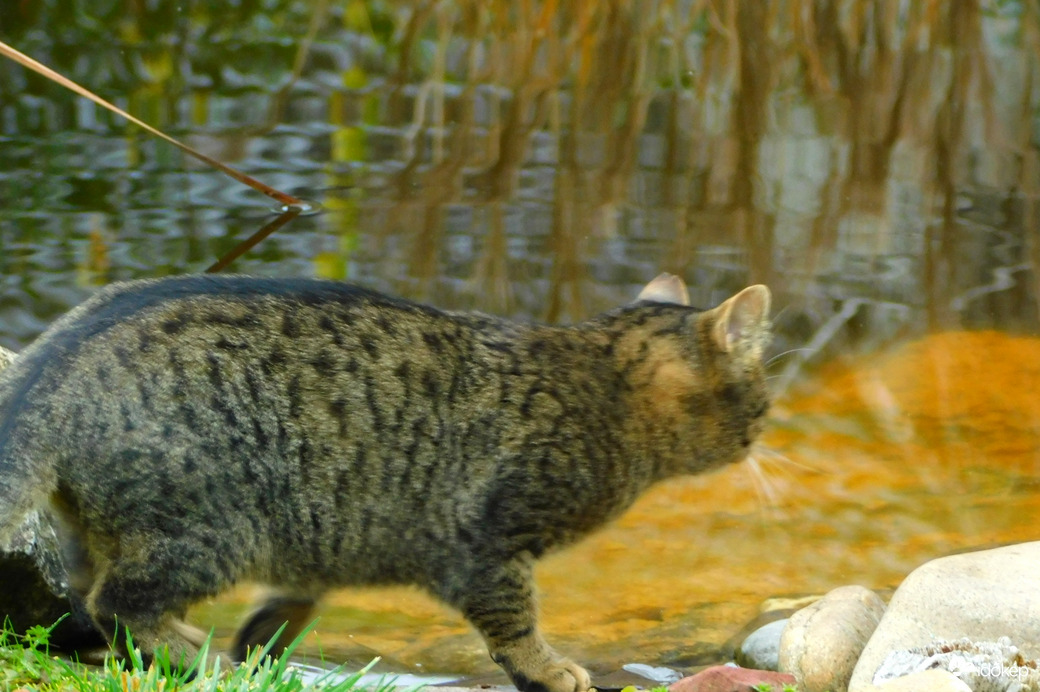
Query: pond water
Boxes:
[{"xmin": 2, "ymin": 0, "xmax": 1040, "ymax": 683}]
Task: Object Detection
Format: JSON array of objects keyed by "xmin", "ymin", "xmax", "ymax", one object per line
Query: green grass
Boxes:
[
  {"xmin": 0, "ymin": 617, "xmax": 386, "ymax": 692},
  {"xmin": 0, "ymin": 620, "xmax": 830, "ymax": 692},
  {"xmin": 752, "ymin": 683, "xmax": 803, "ymax": 692}
]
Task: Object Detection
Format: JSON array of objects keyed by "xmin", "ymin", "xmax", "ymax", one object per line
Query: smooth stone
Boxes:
[
  {"xmin": 723, "ymin": 604, "xmax": 804, "ymax": 663},
  {"xmin": 667, "ymin": 665, "xmax": 795, "ymax": 692},
  {"xmin": 735, "ymin": 618, "xmax": 787, "ymax": 671},
  {"xmin": 858, "ymin": 669, "xmax": 972, "ymax": 692},
  {"xmin": 779, "ymin": 584, "xmax": 886, "ymax": 692},
  {"xmin": 849, "ymin": 542, "xmax": 1040, "ymax": 692}
]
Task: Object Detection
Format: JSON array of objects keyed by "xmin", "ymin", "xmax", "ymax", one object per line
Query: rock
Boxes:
[
  {"xmin": 758, "ymin": 595, "xmax": 824, "ymax": 613},
  {"xmin": 621, "ymin": 663, "xmax": 684, "ymax": 684},
  {"xmin": 0, "ymin": 346, "xmax": 104, "ymax": 649},
  {"xmin": 667, "ymin": 665, "xmax": 795, "ymax": 692},
  {"xmin": 849, "ymin": 542, "xmax": 1040, "ymax": 692},
  {"xmin": 735, "ymin": 618, "xmax": 787, "ymax": 671},
  {"xmin": 0, "ymin": 511, "xmax": 103, "ymax": 649},
  {"xmin": 724, "ymin": 596, "xmax": 826, "ymax": 666},
  {"xmin": 872, "ymin": 637, "xmax": 1040, "ymax": 692},
  {"xmin": 858, "ymin": 669, "xmax": 972, "ymax": 692},
  {"xmin": 779, "ymin": 584, "xmax": 886, "ymax": 692}
]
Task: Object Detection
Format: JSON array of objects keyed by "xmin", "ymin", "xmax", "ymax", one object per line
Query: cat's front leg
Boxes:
[
  {"xmin": 452, "ymin": 556, "xmax": 591, "ymax": 692},
  {"xmin": 491, "ymin": 640, "xmax": 591, "ymax": 692}
]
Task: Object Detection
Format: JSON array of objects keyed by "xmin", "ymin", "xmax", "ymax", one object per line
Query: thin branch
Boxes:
[{"xmin": 0, "ymin": 39, "xmax": 307, "ymax": 209}]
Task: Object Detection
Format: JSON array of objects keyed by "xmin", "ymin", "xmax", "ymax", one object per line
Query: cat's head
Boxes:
[{"xmin": 621, "ymin": 273, "xmax": 772, "ymax": 477}]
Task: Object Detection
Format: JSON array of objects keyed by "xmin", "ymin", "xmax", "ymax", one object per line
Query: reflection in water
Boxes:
[{"xmin": 2, "ymin": 0, "xmax": 1040, "ymax": 677}]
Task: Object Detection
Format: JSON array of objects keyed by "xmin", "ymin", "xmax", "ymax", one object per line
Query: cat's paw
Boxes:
[
  {"xmin": 557, "ymin": 659, "xmax": 592, "ymax": 692},
  {"xmin": 515, "ymin": 658, "xmax": 591, "ymax": 692}
]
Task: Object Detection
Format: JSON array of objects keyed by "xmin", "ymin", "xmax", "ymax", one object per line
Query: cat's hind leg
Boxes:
[
  {"xmin": 82, "ymin": 538, "xmax": 231, "ymax": 672},
  {"xmin": 231, "ymin": 595, "xmax": 318, "ymax": 663},
  {"xmin": 87, "ymin": 593, "xmax": 208, "ymax": 671}
]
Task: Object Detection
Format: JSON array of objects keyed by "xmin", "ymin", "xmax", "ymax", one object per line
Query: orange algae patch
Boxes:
[{"xmin": 774, "ymin": 330, "xmax": 1040, "ymax": 474}]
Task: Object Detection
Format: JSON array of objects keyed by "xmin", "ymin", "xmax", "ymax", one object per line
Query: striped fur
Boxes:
[{"xmin": 0, "ymin": 274, "xmax": 770, "ymax": 692}]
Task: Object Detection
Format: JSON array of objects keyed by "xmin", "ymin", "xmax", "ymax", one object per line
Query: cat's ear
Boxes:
[
  {"xmin": 636, "ymin": 273, "xmax": 690, "ymax": 306},
  {"xmin": 710, "ymin": 285, "xmax": 771, "ymax": 354}
]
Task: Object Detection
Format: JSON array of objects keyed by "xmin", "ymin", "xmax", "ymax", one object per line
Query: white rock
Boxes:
[
  {"xmin": 622, "ymin": 663, "xmax": 683, "ymax": 684},
  {"xmin": 778, "ymin": 584, "xmax": 886, "ymax": 692},
  {"xmin": 873, "ymin": 637, "xmax": 1040, "ymax": 692},
  {"xmin": 848, "ymin": 542, "xmax": 1040, "ymax": 692},
  {"xmin": 857, "ymin": 669, "xmax": 972, "ymax": 692}
]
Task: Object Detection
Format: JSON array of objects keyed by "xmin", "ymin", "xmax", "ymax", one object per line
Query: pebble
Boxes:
[
  {"xmin": 735, "ymin": 618, "xmax": 787, "ymax": 671},
  {"xmin": 667, "ymin": 664, "xmax": 795, "ymax": 692},
  {"xmin": 779, "ymin": 584, "xmax": 886, "ymax": 692}
]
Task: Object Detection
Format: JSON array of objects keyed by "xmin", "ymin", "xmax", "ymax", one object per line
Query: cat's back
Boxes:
[
  {"xmin": 0, "ymin": 276, "xmax": 517, "ymax": 575},
  {"xmin": 9, "ymin": 273, "xmax": 446, "ymax": 359},
  {"xmin": 0, "ymin": 275, "xmax": 494, "ymax": 467}
]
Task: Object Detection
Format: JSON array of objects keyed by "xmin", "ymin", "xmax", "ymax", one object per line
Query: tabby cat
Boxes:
[{"xmin": 0, "ymin": 273, "xmax": 771, "ymax": 692}]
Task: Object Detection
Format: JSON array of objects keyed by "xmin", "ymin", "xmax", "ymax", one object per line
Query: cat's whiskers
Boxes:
[
  {"xmin": 754, "ymin": 446, "xmax": 825, "ymax": 476},
  {"xmin": 742, "ymin": 438, "xmax": 828, "ymax": 516},
  {"xmin": 743, "ymin": 453, "xmax": 786, "ymax": 519},
  {"xmin": 769, "ymin": 305, "xmax": 793, "ymax": 324},
  {"xmin": 764, "ymin": 347, "xmax": 816, "ymax": 398},
  {"xmin": 765, "ymin": 347, "xmax": 814, "ymax": 369}
]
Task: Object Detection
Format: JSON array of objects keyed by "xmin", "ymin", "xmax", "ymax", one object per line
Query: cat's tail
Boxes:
[{"xmin": 0, "ymin": 345, "xmax": 60, "ymax": 548}]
